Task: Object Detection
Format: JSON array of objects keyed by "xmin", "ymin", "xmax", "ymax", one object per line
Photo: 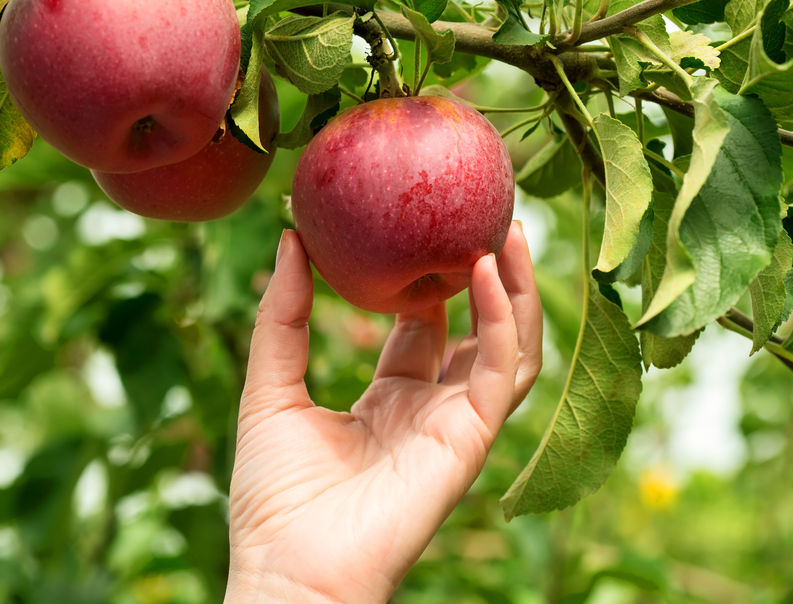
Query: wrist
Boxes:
[
  {"xmin": 225, "ymin": 549, "xmax": 396, "ymax": 604},
  {"xmin": 225, "ymin": 568, "xmax": 343, "ymax": 604}
]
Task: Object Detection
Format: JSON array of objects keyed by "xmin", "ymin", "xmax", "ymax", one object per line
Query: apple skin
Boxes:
[
  {"xmin": 0, "ymin": 0, "xmax": 240, "ymax": 173},
  {"xmin": 91, "ymin": 68, "xmax": 280, "ymax": 222},
  {"xmin": 291, "ymin": 95, "xmax": 514, "ymax": 314}
]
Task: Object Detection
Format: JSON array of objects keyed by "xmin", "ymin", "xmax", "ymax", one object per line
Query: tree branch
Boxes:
[
  {"xmin": 552, "ymin": 0, "xmax": 702, "ymax": 47},
  {"xmin": 634, "ymin": 87, "xmax": 793, "ymax": 147},
  {"xmin": 299, "ymin": 4, "xmax": 793, "ymax": 149},
  {"xmin": 355, "ymin": 12, "xmax": 405, "ymax": 97},
  {"xmin": 717, "ymin": 307, "xmax": 793, "ymax": 372}
]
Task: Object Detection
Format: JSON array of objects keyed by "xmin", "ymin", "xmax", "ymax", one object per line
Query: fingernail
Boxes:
[
  {"xmin": 275, "ymin": 230, "xmax": 290, "ymax": 266},
  {"xmin": 513, "ymin": 219, "xmax": 524, "ymax": 232}
]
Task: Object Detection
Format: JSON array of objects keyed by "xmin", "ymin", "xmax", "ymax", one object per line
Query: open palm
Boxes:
[{"xmin": 226, "ymin": 223, "xmax": 541, "ymax": 603}]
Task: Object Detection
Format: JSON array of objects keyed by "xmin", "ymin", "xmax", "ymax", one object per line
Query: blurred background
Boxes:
[{"xmin": 1, "ymin": 45, "xmax": 793, "ymax": 604}]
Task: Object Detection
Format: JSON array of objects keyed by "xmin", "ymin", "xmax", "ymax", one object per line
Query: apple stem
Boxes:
[{"xmin": 358, "ymin": 11, "xmax": 406, "ymax": 98}]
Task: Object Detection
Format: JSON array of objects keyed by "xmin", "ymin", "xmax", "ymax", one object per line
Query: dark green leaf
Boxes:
[
  {"xmin": 417, "ymin": 0, "xmax": 448, "ymax": 23},
  {"xmin": 515, "ymin": 136, "xmax": 581, "ymax": 198},
  {"xmin": 661, "ymin": 106, "xmax": 694, "ymax": 158},
  {"xmin": 593, "ymin": 204, "xmax": 653, "ymax": 284},
  {"xmin": 673, "ymin": 0, "xmax": 728, "ymax": 24},
  {"xmin": 749, "ymin": 230, "xmax": 793, "ymax": 353},
  {"xmin": 492, "ymin": 17, "xmax": 548, "ymax": 46},
  {"xmin": 640, "ymin": 191, "xmax": 701, "ymax": 369},
  {"xmin": 740, "ymin": 0, "xmax": 793, "ymax": 129},
  {"xmin": 640, "ymin": 88, "xmax": 784, "ymax": 337},
  {"xmin": 276, "ymin": 86, "xmax": 341, "ymax": 149}
]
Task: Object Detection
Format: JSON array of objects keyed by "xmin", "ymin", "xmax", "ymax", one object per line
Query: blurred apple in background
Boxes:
[
  {"xmin": 291, "ymin": 95, "xmax": 514, "ymax": 314},
  {"xmin": 0, "ymin": 0, "xmax": 241, "ymax": 173}
]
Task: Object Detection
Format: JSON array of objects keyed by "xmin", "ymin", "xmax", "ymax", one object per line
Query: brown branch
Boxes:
[
  {"xmin": 558, "ymin": 109, "xmax": 605, "ymax": 187},
  {"xmin": 634, "ymin": 87, "xmax": 793, "ymax": 147},
  {"xmin": 298, "ymin": 4, "xmax": 793, "ymax": 148},
  {"xmin": 552, "ymin": 0, "xmax": 703, "ymax": 47},
  {"xmin": 718, "ymin": 307, "xmax": 793, "ymax": 372}
]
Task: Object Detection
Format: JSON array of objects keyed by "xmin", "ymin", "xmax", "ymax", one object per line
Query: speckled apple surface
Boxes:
[
  {"xmin": 0, "ymin": 0, "xmax": 240, "ymax": 173},
  {"xmin": 291, "ymin": 96, "xmax": 515, "ymax": 314}
]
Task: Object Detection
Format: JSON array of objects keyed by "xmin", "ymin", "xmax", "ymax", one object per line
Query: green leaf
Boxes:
[
  {"xmin": 248, "ymin": 0, "xmax": 374, "ymax": 22},
  {"xmin": 492, "ymin": 17, "xmax": 549, "ymax": 46},
  {"xmin": 264, "ymin": 13, "xmax": 355, "ymax": 95},
  {"xmin": 673, "ymin": 0, "xmax": 728, "ymax": 24},
  {"xmin": 0, "ymin": 72, "xmax": 36, "ymax": 169},
  {"xmin": 275, "ymin": 86, "xmax": 341, "ymax": 149},
  {"xmin": 241, "ymin": 0, "xmax": 372, "ymax": 71},
  {"xmin": 662, "ymin": 107, "xmax": 694, "ymax": 158},
  {"xmin": 592, "ymin": 114, "xmax": 653, "ymax": 275},
  {"xmin": 231, "ymin": 23, "xmax": 269, "ymax": 151},
  {"xmin": 609, "ymin": 37, "xmax": 657, "ymax": 95},
  {"xmin": 739, "ymin": 0, "xmax": 793, "ymax": 129},
  {"xmin": 500, "ymin": 279, "xmax": 642, "ymax": 517},
  {"xmin": 640, "ymin": 190, "xmax": 701, "ymax": 369},
  {"xmin": 401, "ymin": 7, "xmax": 455, "ymax": 64},
  {"xmin": 515, "ymin": 136, "xmax": 581, "ymax": 198},
  {"xmin": 715, "ymin": 38, "xmax": 752, "ymax": 93},
  {"xmin": 416, "ymin": 0, "xmax": 448, "ymax": 23},
  {"xmin": 639, "ymin": 87, "xmax": 783, "ymax": 337},
  {"xmin": 715, "ymin": 0, "xmax": 764, "ymax": 91},
  {"xmin": 749, "ymin": 230, "xmax": 793, "ymax": 353},
  {"xmin": 725, "ymin": 0, "xmax": 763, "ymax": 34},
  {"xmin": 636, "ymin": 78, "xmax": 729, "ymax": 329},
  {"xmin": 607, "ymin": 0, "xmax": 670, "ymax": 95},
  {"xmin": 593, "ymin": 204, "xmax": 653, "ymax": 284}
]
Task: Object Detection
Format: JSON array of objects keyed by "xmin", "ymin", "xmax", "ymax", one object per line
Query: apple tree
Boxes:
[
  {"xmin": 1, "ymin": 0, "xmax": 793, "ymax": 598},
  {"xmin": 225, "ymin": 0, "xmax": 793, "ymax": 517}
]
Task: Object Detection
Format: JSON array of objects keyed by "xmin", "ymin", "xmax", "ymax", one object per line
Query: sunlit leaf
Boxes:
[
  {"xmin": 0, "ymin": 72, "xmax": 36, "ymax": 169},
  {"xmin": 592, "ymin": 114, "xmax": 653, "ymax": 275},
  {"xmin": 265, "ymin": 13, "xmax": 355, "ymax": 95},
  {"xmin": 670, "ymin": 30, "xmax": 721, "ymax": 70}
]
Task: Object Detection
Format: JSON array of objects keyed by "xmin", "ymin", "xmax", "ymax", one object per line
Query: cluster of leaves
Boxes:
[{"xmin": 2, "ymin": 0, "xmax": 793, "ymax": 523}]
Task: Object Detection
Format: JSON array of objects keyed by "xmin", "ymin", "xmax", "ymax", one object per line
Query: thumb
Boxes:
[{"xmin": 241, "ymin": 230, "xmax": 314, "ymax": 421}]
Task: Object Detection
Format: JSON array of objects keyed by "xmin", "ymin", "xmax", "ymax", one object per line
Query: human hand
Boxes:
[{"xmin": 225, "ymin": 221, "xmax": 542, "ymax": 603}]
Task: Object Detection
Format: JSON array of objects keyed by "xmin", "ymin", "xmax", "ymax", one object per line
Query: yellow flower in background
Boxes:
[{"xmin": 639, "ymin": 464, "xmax": 679, "ymax": 509}]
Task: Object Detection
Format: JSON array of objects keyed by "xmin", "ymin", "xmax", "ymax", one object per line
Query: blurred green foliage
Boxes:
[{"xmin": 1, "ymin": 65, "xmax": 792, "ymax": 604}]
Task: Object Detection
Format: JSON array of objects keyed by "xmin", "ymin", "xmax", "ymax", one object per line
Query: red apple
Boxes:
[
  {"xmin": 0, "ymin": 0, "xmax": 240, "ymax": 173},
  {"xmin": 91, "ymin": 68, "xmax": 280, "ymax": 222},
  {"xmin": 291, "ymin": 95, "xmax": 514, "ymax": 314}
]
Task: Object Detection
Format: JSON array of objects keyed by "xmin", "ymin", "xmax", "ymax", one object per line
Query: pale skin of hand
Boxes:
[{"xmin": 224, "ymin": 222, "xmax": 542, "ymax": 603}]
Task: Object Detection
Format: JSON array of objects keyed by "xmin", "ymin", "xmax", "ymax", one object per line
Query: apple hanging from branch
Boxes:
[
  {"xmin": 291, "ymin": 96, "xmax": 514, "ymax": 314},
  {"xmin": 91, "ymin": 68, "xmax": 280, "ymax": 222},
  {"xmin": 0, "ymin": 0, "xmax": 241, "ymax": 173}
]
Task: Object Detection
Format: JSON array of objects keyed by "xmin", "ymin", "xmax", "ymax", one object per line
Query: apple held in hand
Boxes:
[
  {"xmin": 0, "ymin": 0, "xmax": 240, "ymax": 173},
  {"xmin": 91, "ymin": 68, "xmax": 280, "ymax": 222},
  {"xmin": 291, "ymin": 95, "xmax": 514, "ymax": 314}
]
